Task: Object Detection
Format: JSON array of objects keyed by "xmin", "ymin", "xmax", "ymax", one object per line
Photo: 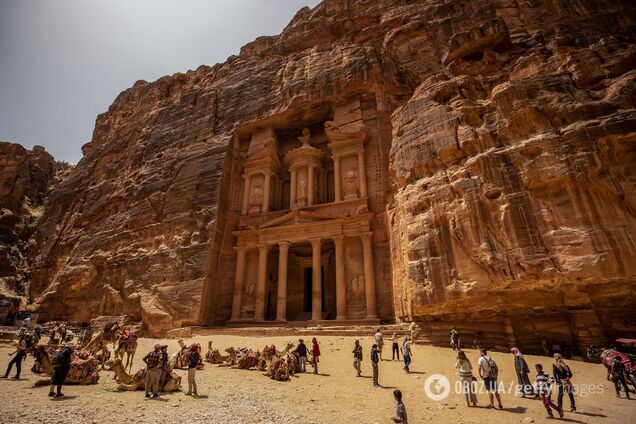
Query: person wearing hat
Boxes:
[
  {"xmin": 159, "ymin": 345, "xmax": 170, "ymax": 389},
  {"xmin": 294, "ymin": 339, "xmax": 308, "ymax": 373},
  {"xmin": 143, "ymin": 344, "xmax": 163, "ymax": 398},
  {"xmin": 48, "ymin": 342, "xmax": 75, "ymax": 397}
]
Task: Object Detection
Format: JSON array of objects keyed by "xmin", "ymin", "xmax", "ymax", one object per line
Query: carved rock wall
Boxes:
[
  {"xmin": 387, "ymin": 0, "xmax": 636, "ymax": 352},
  {"xmin": 23, "ymin": 0, "xmax": 636, "ymax": 347}
]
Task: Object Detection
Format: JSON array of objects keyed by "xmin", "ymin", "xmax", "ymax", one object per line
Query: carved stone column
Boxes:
[
  {"xmin": 307, "ymin": 165, "xmax": 315, "ymax": 206},
  {"xmin": 357, "ymin": 151, "xmax": 368, "ymax": 198},
  {"xmin": 310, "ymin": 238, "xmax": 322, "ymax": 321},
  {"xmin": 333, "ymin": 235, "xmax": 346, "ymax": 321},
  {"xmin": 360, "ymin": 233, "xmax": 378, "ymax": 318},
  {"xmin": 334, "ymin": 156, "xmax": 342, "ymax": 201},
  {"xmin": 263, "ymin": 171, "xmax": 271, "ymax": 213},
  {"xmin": 276, "ymin": 241, "xmax": 290, "ymax": 322},
  {"xmin": 230, "ymin": 246, "xmax": 247, "ymax": 320},
  {"xmin": 255, "ymin": 243, "xmax": 269, "ymax": 321},
  {"xmin": 241, "ymin": 175, "xmax": 250, "ymax": 215},
  {"xmin": 290, "ymin": 168, "xmax": 297, "ymax": 209}
]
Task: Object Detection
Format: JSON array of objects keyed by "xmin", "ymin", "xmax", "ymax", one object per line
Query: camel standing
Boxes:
[{"xmin": 114, "ymin": 334, "xmax": 138, "ymax": 374}]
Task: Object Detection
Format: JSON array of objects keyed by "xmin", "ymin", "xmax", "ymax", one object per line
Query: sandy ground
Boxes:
[{"xmin": 0, "ymin": 334, "xmax": 634, "ymax": 424}]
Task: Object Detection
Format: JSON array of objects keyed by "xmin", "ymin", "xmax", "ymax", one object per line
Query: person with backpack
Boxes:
[
  {"xmin": 510, "ymin": 347, "xmax": 534, "ymax": 397},
  {"xmin": 2, "ymin": 336, "xmax": 27, "ymax": 379},
  {"xmin": 610, "ymin": 357, "xmax": 631, "ymax": 399},
  {"xmin": 371, "ymin": 344, "xmax": 380, "ymax": 387},
  {"xmin": 553, "ymin": 353, "xmax": 576, "ymax": 412},
  {"xmin": 352, "ymin": 340, "xmax": 363, "ymax": 377},
  {"xmin": 294, "ymin": 339, "xmax": 308, "ymax": 373},
  {"xmin": 478, "ymin": 348, "xmax": 503, "ymax": 409},
  {"xmin": 534, "ymin": 363, "xmax": 563, "ymax": 418},
  {"xmin": 48, "ymin": 342, "xmax": 75, "ymax": 397}
]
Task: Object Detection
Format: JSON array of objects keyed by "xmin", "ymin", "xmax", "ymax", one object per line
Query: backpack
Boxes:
[
  {"xmin": 51, "ymin": 350, "xmax": 65, "ymax": 367},
  {"xmin": 485, "ymin": 356, "xmax": 499, "ymax": 378}
]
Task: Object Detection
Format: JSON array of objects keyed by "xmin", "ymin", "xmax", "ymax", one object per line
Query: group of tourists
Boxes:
[{"xmin": 453, "ymin": 346, "xmax": 580, "ymax": 418}]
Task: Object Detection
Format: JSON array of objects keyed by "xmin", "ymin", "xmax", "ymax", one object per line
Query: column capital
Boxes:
[
  {"xmin": 257, "ymin": 242, "xmax": 270, "ymax": 251},
  {"xmin": 359, "ymin": 232, "xmax": 373, "ymax": 241},
  {"xmin": 332, "ymin": 235, "xmax": 345, "ymax": 244},
  {"xmin": 309, "ymin": 238, "xmax": 322, "ymax": 247},
  {"xmin": 234, "ymin": 245, "xmax": 248, "ymax": 252},
  {"xmin": 278, "ymin": 241, "xmax": 291, "ymax": 249}
]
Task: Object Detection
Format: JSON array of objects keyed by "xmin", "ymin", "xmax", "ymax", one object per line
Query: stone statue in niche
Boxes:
[
  {"xmin": 298, "ymin": 127, "xmax": 311, "ymax": 146},
  {"xmin": 343, "ymin": 169, "xmax": 359, "ymax": 200},
  {"xmin": 244, "ymin": 280, "xmax": 255, "ymax": 301},
  {"xmin": 250, "ymin": 185, "xmax": 263, "ymax": 206},
  {"xmin": 297, "ymin": 177, "xmax": 307, "ymax": 206},
  {"xmin": 351, "ymin": 274, "xmax": 365, "ymax": 300}
]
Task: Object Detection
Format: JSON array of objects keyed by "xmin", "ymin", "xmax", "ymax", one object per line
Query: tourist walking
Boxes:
[
  {"xmin": 553, "ymin": 353, "xmax": 576, "ymax": 412},
  {"xmin": 295, "ymin": 339, "xmax": 308, "ymax": 372},
  {"xmin": 143, "ymin": 344, "xmax": 163, "ymax": 398},
  {"xmin": 535, "ymin": 364, "xmax": 563, "ymax": 418},
  {"xmin": 2, "ymin": 336, "xmax": 27, "ymax": 379},
  {"xmin": 371, "ymin": 344, "xmax": 380, "ymax": 387},
  {"xmin": 401, "ymin": 336, "xmax": 412, "ymax": 373},
  {"xmin": 391, "ymin": 389, "xmax": 408, "ymax": 423},
  {"xmin": 610, "ymin": 357, "xmax": 631, "ymax": 399},
  {"xmin": 450, "ymin": 327, "xmax": 460, "ymax": 350},
  {"xmin": 186, "ymin": 344, "xmax": 200, "ymax": 396},
  {"xmin": 375, "ymin": 328, "xmax": 384, "ymax": 360},
  {"xmin": 455, "ymin": 350, "xmax": 477, "ymax": 407},
  {"xmin": 511, "ymin": 347, "xmax": 534, "ymax": 397},
  {"xmin": 478, "ymin": 348, "xmax": 503, "ymax": 409},
  {"xmin": 48, "ymin": 342, "xmax": 74, "ymax": 397},
  {"xmin": 392, "ymin": 332, "xmax": 400, "ymax": 360},
  {"xmin": 310, "ymin": 337, "xmax": 320, "ymax": 374},
  {"xmin": 352, "ymin": 340, "xmax": 363, "ymax": 377}
]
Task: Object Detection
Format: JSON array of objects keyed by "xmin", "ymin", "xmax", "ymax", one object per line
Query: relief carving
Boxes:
[
  {"xmin": 343, "ymin": 169, "xmax": 359, "ymax": 199},
  {"xmin": 351, "ymin": 274, "xmax": 365, "ymax": 300}
]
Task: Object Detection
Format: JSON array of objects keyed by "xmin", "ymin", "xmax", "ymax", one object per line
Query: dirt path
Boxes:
[{"xmin": 0, "ymin": 335, "xmax": 633, "ymax": 423}]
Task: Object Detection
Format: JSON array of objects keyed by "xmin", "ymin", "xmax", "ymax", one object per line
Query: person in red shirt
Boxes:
[{"xmin": 311, "ymin": 338, "xmax": 321, "ymax": 375}]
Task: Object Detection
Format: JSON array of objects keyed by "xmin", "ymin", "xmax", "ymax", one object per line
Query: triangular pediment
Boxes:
[{"xmin": 260, "ymin": 209, "xmax": 339, "ymax": 229}]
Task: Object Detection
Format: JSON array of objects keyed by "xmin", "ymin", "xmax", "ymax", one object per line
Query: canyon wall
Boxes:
[
  {"xmin": 23, "ymin": 0, "xmax": 636, "ymax": 349},
  {"xmin": 0, "ymin": 142, "xmax": 57, "ymax": 299}
]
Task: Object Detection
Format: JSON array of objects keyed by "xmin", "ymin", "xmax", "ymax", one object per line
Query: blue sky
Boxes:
[{"xmin": 0, "ymin": 0, "xmax": 320, "ymax": 163}]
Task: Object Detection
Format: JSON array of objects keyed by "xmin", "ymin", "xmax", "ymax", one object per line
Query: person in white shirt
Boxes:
[
  {"xmin": 478, "ymin": 348, "xmax": 503, "ymax": 409},
  {"xmin": 374, "ymin": 329, "xmax": 384, "ymax": 361},
  {"xmin": 455, "ymin": 350, "xmax": 477, "ymax": 406}
]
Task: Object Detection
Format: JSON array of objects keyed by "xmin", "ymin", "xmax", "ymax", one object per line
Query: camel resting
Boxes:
[
  {"xmin": 105, "ymin": 358, "xmax": 181, "ymax": 392},
  {"xmin": 266, "ymin": 356, "xmax": 290, "ymax": 381},
  {"xmin": 31, "ymin": 345, "xmax": 100, "ymax": 386},
  {"xmin": 205, "ymin": 341, "xmax": 230, "ymax": 364}
]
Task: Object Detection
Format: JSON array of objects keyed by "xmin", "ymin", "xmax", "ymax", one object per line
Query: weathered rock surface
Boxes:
[
  {"xmin": 20, "ymin": 0, "xmax": 636, "ymax": 349},
  {"xmin": 0, "ymin": 142, "xmax": 58, "ymax": 298}
]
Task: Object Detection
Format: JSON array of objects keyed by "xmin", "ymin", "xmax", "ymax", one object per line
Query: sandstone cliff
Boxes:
[
  {"xmin": 0, "ymin": 142, "xmax": 58, "ymax": 299},
  {"xmin": 25, "ymin": 0, "xmax": 636, "ymax": 350}
]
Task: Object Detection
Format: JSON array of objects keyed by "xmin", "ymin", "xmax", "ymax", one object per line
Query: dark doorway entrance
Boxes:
[{"xmin": 303, "ymin": 267, "xmax": 325, "ymax": 313}]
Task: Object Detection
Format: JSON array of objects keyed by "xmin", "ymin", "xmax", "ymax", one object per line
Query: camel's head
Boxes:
[
  {"xmin": 225, "ymin": 347, "xmax": 234, "ymax": 355},
  {"xmin": 286, "ymin": 342, "xmax": 294, "ymax": 350},
  {"xmin": 208, "ymin": 341, "xmax": 212, "ymax": 349},
  {"xmin": 105, "ymin": 358, "xmax": 123, "ymax": 370}
]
